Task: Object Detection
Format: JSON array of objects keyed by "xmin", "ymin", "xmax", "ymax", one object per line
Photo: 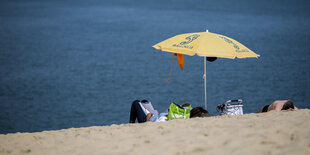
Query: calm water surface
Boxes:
[{"xmin": 1, "ymin": 0, "xmax": 310, "ymax": 133}]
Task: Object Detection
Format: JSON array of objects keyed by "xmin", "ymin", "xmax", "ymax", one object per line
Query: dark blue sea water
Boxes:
[{"xmin": 1, "ymin": 0, "xmax": 310, "ymax": 134}]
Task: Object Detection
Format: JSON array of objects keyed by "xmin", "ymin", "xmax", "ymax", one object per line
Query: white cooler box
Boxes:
[{"xmin": 216, "ymin": 99, "xmax": 243, "ymax": 115}]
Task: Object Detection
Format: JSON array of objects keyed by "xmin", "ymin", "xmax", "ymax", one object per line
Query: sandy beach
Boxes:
[{"xmin": 1, "ymin": 109, "xmax": 309, "ymax": 155}]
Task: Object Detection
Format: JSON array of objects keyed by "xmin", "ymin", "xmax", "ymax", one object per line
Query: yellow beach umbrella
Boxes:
[{"xmin": 153, "ymin": 30, "xmax": 260, "ymax": 109}]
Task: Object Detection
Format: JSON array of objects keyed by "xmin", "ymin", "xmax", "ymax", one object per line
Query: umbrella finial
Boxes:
[{"xmin": 206, "ymin": 29, "xmax": 209, "ymax": 32}]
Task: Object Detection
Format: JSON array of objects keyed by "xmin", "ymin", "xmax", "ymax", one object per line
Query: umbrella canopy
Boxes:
[
  {"xmin": 153, "ymin": 31, "xmax": 259, "ymax": 58},
  {"xmin": 152, "ymin": 30, "xmax": 260, "ymax": 109}
]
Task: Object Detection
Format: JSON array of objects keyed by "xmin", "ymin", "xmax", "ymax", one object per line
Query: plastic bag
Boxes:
[{"xmin": 167, "ymin": 102, "xmax": 191, "ymax": 120}]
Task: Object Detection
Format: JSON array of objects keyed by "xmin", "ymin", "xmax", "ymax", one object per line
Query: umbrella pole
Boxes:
[
  {"xmin": 204, "ymin": 29, "xmax": 208, "ymax": 110},
  {"xmin": 204, "ymin": 56, "xmax": 207, "ymax": 110}
]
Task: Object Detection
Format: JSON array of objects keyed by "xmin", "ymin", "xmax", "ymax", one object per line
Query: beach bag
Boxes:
[
  {"xmin": 216, "ymin": 99, "xmax": 243, "ymax": 116},
  {"xmin": 167, "ymin": 102, "xmax": 191, "ymax": 120}
]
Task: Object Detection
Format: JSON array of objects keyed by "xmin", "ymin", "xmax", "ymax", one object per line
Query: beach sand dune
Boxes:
[{"xmin": 1, "ymin": 110, "xmax": 310, "ymax": 155}]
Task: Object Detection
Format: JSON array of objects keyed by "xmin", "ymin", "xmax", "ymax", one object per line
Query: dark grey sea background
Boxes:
[{"xmin": 1, "ymin": 0, "xmax": 310, "ymax": 133}]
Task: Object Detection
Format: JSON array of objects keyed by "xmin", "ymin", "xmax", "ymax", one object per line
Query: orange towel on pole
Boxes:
[
  {"xmin": 168, "ymin": 53, "xmax": 185, "ymax": 81},
  {"xmin": 174, "ymin": 53, "xmax": 185, "ymax": 70},
  {"xmin": 176, "ymin": 53, "xmax": 184, "ymax": 70}
]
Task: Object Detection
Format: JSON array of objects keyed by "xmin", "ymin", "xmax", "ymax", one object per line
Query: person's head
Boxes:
[
  {"xmin": 141, "ymin": 100, "xmax": 149, "ymax": 104},
  {"xmin": 181, "ymin": 103, "xmax": 190, "ymax": 108},
  {"xmin": 181, "ymin": 103, "xmax": 192, "ymax": 110},
  {"xmin": 190, "ymin": 107, "xmax": 212, "ymax": 118},
  {"xmin": 282, "ymin": 100, "xmax": 295, "ymax": 110}
]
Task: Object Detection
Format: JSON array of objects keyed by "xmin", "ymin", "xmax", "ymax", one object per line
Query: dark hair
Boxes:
[
  {"xmin": 141, "ymin": 100, "xmax": 149, "ymax": 103},
  {"xmin": 181, "ymin": 103, "xmax": 190, "ymax": 108},
  {"xmin": 190, "ymin": 107, "xmax": 212, "ymax": 118},
  {"xmin": 262, "ymin": 105, "xmax": 269, "ymax": 113},
  {"xmin": 282, "ymin": 100, "xmax": 294, "ymax": 110}
]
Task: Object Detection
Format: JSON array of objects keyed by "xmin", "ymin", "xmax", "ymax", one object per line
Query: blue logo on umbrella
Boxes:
[
  {"xmin": 219, "ymin": 36, "xmax": 249, "ymax": 53},
  {"xmin": 173, "ymin": 34, "xmax": 200, "ymax": 49}
]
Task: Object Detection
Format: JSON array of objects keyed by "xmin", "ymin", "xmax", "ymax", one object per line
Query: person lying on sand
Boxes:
[
  {"xmin": 258, "ymin": 100, "xmax": 298, "ymax": 113},
  {"xmin": 190, "ymin": 107, "xmax": 213, "ymax": 118},
  {"xmin": 129, "ymin": 100, "xmax": 159, "ymax": 123}
]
